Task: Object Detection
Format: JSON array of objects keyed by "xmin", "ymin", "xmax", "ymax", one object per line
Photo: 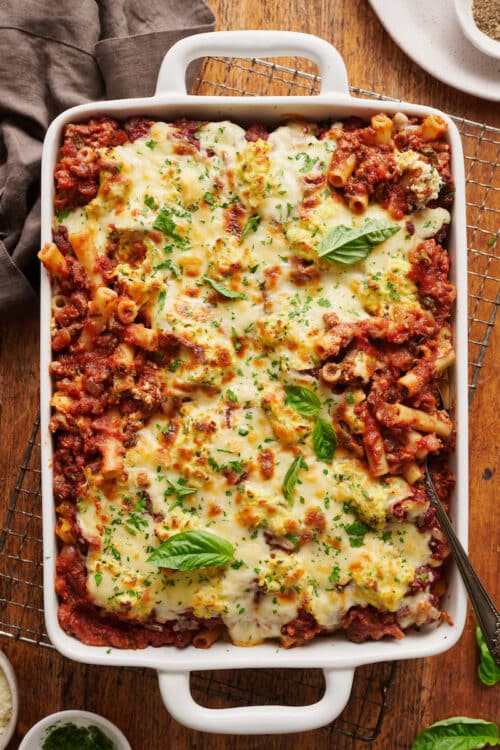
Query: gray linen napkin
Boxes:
[{"xmin": 0, "ymin": 0, "xmax": 215, "ymax": 314}]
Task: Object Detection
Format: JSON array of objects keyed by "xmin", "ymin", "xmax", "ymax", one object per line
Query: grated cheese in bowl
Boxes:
[
  {"xmin": 0, "ymin": 667, "xmax": 11, "ymax": 737},
  {"xmin": 0, "ymin": 651, "xmax": 18, "ymax": 750}
]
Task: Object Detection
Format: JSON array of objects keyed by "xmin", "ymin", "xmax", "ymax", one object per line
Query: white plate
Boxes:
[{"xmin": 368, "ymin": 0, "xmax": 500, "ymax": 101}]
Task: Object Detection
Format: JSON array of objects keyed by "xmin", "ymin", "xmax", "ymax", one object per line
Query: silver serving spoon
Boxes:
[{"xmin": 423, "ymin": 462, "xmax": 500, "ymax": 667}]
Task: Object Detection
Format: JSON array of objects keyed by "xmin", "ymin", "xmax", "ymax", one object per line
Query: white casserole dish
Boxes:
[{"xmin": 40, "ymin": 30, "xmax": 469, "ymax": 735}]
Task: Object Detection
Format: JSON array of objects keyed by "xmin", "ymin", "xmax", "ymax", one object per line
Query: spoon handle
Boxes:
[{"xmin": 424, "ymin": 464, "xmax": 500, "ymax": 666}]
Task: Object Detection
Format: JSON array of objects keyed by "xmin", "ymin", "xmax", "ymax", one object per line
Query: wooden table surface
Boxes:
[{"xmin": 1, "ymin": 1, "xmax": 498, "ymax": 748}]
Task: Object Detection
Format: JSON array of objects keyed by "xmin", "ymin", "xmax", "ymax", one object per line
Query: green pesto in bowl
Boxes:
[{"xmin": 42, "ymin": 722, "xmax": 116, "ymax": 750}]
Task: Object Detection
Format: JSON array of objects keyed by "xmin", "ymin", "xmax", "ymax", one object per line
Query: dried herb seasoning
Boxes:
[{"xmin": 472, "ymin": 0, "xmax": 500, "ymax": 41}]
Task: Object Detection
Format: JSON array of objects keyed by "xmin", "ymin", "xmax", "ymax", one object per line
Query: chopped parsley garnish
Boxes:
[
  {"xmin": 328, "ymin": 565, "xmax": 341, "ymax": 584},
  {"xmin": 153, "ymin": 205, "xmax": 184, "ymax": 243},
  {"xmin": 165, "ymin": 478, "xmax": 198, "ymax": 499},
  {"xmin": 55, "ymin": 208, "xmax": 70, "ymax": 221},
  {"xmin": 145, "ymin": 194, "xmax": 159, "ymax": 210},
  {"xmin": 296, "ymin": 152, "xmax": 319, "ymax": 173},
  {"xmin": 154, "ymin": 258, "xmax": 180, "ymax": 279},
  {"xmin": 203, "ymin": 275, "xmax": 248, "ymax": 300},
  {"xmin": 232, "ymin": 327, "xmax": 242, "ymax": 352},
  {"xmin": 317, "ymin": 297, "xmax": 331, "ymax": 308},
  {"xmin": 240, "ymin": 214, "xmax": 261, "ymax": 243},
  {"xmin": 157, "ymin": 289, "xmax": 166, "ymax": 309},
  {"xmin": 42, "ymin": 723, "xmax": 115, "ymax": 750},
  {"xmin": 345, "ymin": 521, "xmax": 370, "ymax": 548},
  {"xmin": 169, "ymin": 358, "xmax": 182, "ymax": 372}
]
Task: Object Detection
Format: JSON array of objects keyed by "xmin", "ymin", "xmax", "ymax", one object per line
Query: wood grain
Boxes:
[{"xmin": 0, "ymin": 2, "xmax": 498, "ymax": 748}]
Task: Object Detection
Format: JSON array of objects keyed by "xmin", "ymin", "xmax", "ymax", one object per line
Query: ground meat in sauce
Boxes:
[
  {"xmin": 343, "ymin": 606, "xmax": 404, "ymax": 642},
  {"xmin": 245, "ymin": 123, "xmax": 269, "ymax": 142},
  {"xmin": 281, "ymin": 609, "xmax": 321, "ymax": 642}
]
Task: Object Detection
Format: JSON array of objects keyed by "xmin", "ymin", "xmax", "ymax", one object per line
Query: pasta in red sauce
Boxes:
[{"xmin": 40, "ymin": 112, "xmax": 455, "ymax": 649}]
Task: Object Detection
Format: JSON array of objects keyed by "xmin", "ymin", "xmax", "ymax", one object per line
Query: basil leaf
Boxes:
[
  {"xmin": 283, "ymin": 453, "xmax": 303, "ymax": 505},
  {"xmin": 240, "ymin": 214, "xmax": 261, "ymax": 242},
  {"xmin": 476, "ymin": 626, "xmax": 500, "ymax": 686},
  {"xmin": 411, "ymin": 717, "xmax": 500, "ymax": 750},
  {"xmin": 203, "ymin": 275, "xmax": 248, "ymax": 300},
  {"xmin": 157, "ymin": 289, "xmax": 166, "ymax": 310},
  {"xmin": 317, "ymin": 218, "xmax": 400, "ymax": 265},
  {"xmin": 344, "ymin": 520, "xmax": 370, "ymax": 548},
  {"xmin": 166, "ymin": 479, "xmax": 197, "ymax": 499},
  {"xmin": 147, "ymin": 530, "xmax": 234, "ymax": 570},
  {"xmin": 328, "ymin": 564, "xmax": 340, "ymax": 583},
  {"xmin": 312, "ymin": 418, "xmax": 337, "ymax": 461},
  {"xmin": 153, "ymin": 205, "xmax": 184, "ymax": 243},
  {"xmin": 284, "ymin": 385, "xmax": 321, "ymax": 417}
]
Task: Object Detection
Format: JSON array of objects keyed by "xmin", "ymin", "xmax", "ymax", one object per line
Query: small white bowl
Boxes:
[
  {"xmin": 0, "ymin": 650, "xmax": 19, "ymax": 750},
  {"xmin": 454, "ymin": 0, "xmax": 500, "ymax": 59},
  {"xmin": 19, "ymin": 710, "xmax": 131, "ymax": 750}
]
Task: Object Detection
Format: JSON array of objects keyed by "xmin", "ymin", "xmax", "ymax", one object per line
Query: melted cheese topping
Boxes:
[{"xmin": 64, "ymin": 120, "xmax": 450, "ymax": 645}]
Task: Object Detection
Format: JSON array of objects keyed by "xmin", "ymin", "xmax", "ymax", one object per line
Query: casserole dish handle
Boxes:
[
  {"xmin": 155, "ymin": 30, "xmax": 350, "ymax": 96},
  {"xmin": 158, "ymin": 668, "xmax": 354, "ymax": 734}
]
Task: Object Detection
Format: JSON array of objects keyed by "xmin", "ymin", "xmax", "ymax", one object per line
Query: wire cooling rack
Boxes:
[{"xmin": 0, "ymin": 57, "xmax": 498, "ymax": 743}]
